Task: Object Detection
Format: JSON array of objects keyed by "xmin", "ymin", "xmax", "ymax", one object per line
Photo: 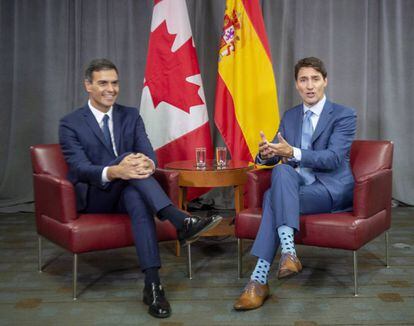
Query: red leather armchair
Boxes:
[
  {"xmin": 236, "ymin": 140, "xmax": 393, "ymax": 295},
  {"xmin": 30, "ymin": 144, "xmax": 180, "ymax": 299}
]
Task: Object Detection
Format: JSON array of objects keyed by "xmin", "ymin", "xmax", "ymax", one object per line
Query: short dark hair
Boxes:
[
  {"xmin": 294, "ymin": 57, "xmax": 327, "ymax": 80},
  {"xmin": 84, "ymin": 58, "xmax": 118, "ymax": 82}
]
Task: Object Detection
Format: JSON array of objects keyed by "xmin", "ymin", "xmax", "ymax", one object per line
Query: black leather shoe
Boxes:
[
  {"xmin": 143, "ymin": 283, "xmax": 171, "ymax": 318},
  {"xmin": 177, "ymin": 214, "xmax": 223, "ymax": 246}
]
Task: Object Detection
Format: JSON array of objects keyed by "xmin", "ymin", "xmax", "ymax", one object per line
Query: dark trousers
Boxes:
[{"xmin": 82, "ymin": 156, "xmax": 172, "ymax": 271}]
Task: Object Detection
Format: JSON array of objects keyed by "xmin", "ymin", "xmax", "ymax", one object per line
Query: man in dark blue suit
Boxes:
[
  {"xmin": 234, "ymin": 57, "xmax": 357, "ymax": 310},
  {"xmin": 59, "ymin": 58, "xmax": 221, "ymax": 318}
]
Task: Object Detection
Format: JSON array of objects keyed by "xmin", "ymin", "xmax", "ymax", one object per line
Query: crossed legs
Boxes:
[{"xmin": 235, "ymin": 164, "xmax": 332, "ymax": 310}]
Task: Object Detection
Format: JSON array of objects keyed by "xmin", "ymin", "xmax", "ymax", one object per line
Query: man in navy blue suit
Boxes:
[
  {"xmin": 234, "ymin": 57, "xmax": 357, "ymax": 310},
  {"xmin": 59, "ymin": 58, "xmax": 221, "ymax": 318}
]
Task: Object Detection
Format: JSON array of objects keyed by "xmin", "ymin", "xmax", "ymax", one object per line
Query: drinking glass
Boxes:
[
  {"xmin": 215, "ymin": 146, "xmax": 227, "ymax": 168},
  {"xmin": 195, "ymin": 147, "xmax": 206, "ymax": 169}
]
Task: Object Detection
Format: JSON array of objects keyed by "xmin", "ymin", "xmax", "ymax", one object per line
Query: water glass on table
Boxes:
[
  {"xmin": 215, "ymin": 146, "xmax": 227, "ymax": 168},
  {"xmin": 195, "ymin": 147, "xmax": 206, "ymax": 169}
]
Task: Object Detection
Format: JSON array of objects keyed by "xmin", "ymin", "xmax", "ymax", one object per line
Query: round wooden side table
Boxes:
[{"xmin": 165, "ymin": 159, "xmax": 252, "ymax": 278}]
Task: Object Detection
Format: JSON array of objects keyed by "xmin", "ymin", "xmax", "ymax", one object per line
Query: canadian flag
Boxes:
[{"xmin": 140, "ymin": 0, "xmax": 213, "ymax": 171}]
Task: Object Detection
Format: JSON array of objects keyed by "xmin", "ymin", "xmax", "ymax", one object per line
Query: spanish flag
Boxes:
[{"xmin": 214, "ymin": 0, "xmax": 280, "ymax": 162}]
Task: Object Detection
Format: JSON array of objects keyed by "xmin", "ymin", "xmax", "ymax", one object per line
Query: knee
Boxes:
[
  {"xmin": 122, "ymin": 186, "xmax": 151, "ymax": 219},
  {"xmin": 122, "ymin": 185, "xmax": 141, "ymax": 202},
  {"xmin": 271, "ymin": 164, "xmax": 295, "ymax": 181},
  {"xmin": 127, "ymin": 176, "xmax": 155, "ymax": 189}
]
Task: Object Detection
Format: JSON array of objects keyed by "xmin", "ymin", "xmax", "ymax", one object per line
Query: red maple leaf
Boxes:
[{"xmin": 144, "ymin": 21, "xmax": 204, "ymax": 113}]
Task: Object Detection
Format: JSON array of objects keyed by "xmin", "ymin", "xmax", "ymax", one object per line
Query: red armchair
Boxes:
[
  {"xmin": 30, "ymin": 144, "xmax": 180, "ymax": 299},
  {"xmin": 236, "ymin": 140, "xmax": 393, "ymax": 295}
]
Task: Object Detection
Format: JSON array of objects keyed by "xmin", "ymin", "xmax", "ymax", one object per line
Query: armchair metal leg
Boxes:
[
  {"xmin": 73, "ymin": 254, "xmax": 78, "ymax": 300},
  {"xmin": 353, "ymin": 251, "xmax": 358, "ymax": 297},
  {"xmin": 237, "ymin": 239, "xmax": 242, "ymax": 279},
  {"xmin": 385, "ymin": 231, "xmax": 390, "ymax": 268},
  {"xmin": 187, "ymin": 244, "xmax": 192, "ymax": 280},
  {"xmin": 38, "ymin": 236, "xmax": 42, "ymax": 273}
]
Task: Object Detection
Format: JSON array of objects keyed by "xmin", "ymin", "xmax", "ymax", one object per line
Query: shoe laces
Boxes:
[
  {"xmin": 151, "ymin": 283, "xmax": 164, "ymax": 301},
  {"xmin": 184, "ymin": 215, "xmax": 200, "ymax": 228},
  {"xmin": 280, "ymin": 253, "xmax": 295, "ymax": 264},
  {"xmin": 244, "ymin": 281, "xmax": 261, "ymax": 296}
]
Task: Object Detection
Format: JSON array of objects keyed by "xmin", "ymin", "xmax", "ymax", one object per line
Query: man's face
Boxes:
[
  {"xmin": 295, "ymin": 67, "xmax": 327, "ymax": 107},
  {"xmin": 84, "ymin": 69, "xmax": 119, "ymax": 112}
]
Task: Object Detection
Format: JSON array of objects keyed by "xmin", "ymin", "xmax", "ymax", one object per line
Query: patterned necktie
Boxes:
[
  {"xmin": 102, "ymin": 114, "xmax": 115, "ymax": 155},
  {"xmin": 300, "ymin": 110, "xmax": 316, "ymax": 185}
]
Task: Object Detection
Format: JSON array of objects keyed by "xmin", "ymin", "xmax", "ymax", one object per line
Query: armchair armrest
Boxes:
[
  {"xmin": 153, "ymin": 168, "xmax": 180, "ymax": 206},
  {"xmin": 245, "ymin": 168, "xmax": 272, "ymax": 208},
  {"xmin": 33, "ymin": 174, "xmax": 78, "ymax": 223},
  {"xmin": 353, "ymin": 169, "xmax": 392, "ymax": 218}
]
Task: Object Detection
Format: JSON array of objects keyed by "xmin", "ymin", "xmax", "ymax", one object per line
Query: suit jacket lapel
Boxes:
[
  {"xmin": 293, "ymin": 105, "xmax": 303, "ymax": 148},
  {"xmin": 112, "ymin": 104, "xmax": 122, "ymax": 154},
  {"xmin": 311, "ymin": 100, "xmax": 333, "ymax": 143},
  {"xmin": 82, "ymin": 105, "xmax": 115, "ymax": 155}
]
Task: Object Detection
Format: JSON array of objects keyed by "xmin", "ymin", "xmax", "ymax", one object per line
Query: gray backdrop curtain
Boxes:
[{"xmin": 1, "ymin": 0, "xmax": 413, "ymax": 210}]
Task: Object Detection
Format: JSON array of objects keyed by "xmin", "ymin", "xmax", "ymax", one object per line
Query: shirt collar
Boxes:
[
  {"xmin": 88, "ymin": 100, "xmax": 113, "ymax": 123},
  {"xmin": 303, "ymin": 95, "xmax": 326, "ymax": 117}
]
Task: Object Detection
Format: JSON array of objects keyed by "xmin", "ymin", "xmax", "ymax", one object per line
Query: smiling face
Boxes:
[
  {"xmin": 295, "ymin": 67, "xmax": 328, "ymax": 107},
  {"xmin": 84, "ymin": 69, "xmax": 119, "ymax": 112}
]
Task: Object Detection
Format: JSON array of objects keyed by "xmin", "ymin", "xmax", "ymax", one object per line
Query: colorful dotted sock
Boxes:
[
  {"xmin": 250, "ymin": 258, "xmax": 271, "ymax": 285},
  {"xmin": 277, "ymin": 225, "xmax": 296, "ymax": 256}
]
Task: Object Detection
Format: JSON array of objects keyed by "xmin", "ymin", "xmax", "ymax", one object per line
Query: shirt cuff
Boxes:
[
  {"xmin": 292, "ymin": 147, "xmax": 301, "ymax": 161},
  {"xmin": 102, "ymin": 166, "xmax": 110, "ymax": 183}
]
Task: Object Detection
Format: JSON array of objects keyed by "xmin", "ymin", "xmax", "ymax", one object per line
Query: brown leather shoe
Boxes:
[
  {"xmin": 277, "ymin": 253, "xmax": 302, "ymax": 279},
  {"xmin": 234, "ymin": 280, "xmax": 269, "ymax": 311}
]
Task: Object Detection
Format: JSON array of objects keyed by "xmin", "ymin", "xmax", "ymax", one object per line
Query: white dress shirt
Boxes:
[
  {"xmin": 256, "ymin": 95, "xmax": 326, "ymax": 165},
  {"xmin": 88, "ymin": 101, "xmax": 117, "ymax": 183},
  {"xmin": 88, "ymin": 101, "xmax": 156, "ymax": 183},
  {"xmin": 292, "ymin": 95, "xmax": 326, "ymax": 161}
]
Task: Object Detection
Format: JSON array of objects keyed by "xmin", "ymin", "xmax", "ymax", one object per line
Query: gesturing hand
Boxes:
[
  {"xmin": 258, "ymin": 131, "xmax": 275, "ymax": 159},
  {"xmin": 258, "ymin": 131, "xmax": 293, "ymax": 161},
  {"xmin": 274, "ymin": 133, "xmax": 294, "ymax": 158}
]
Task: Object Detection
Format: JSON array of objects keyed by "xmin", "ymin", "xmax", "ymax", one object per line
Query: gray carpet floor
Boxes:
[{"xmin": 0, "ymin": 207, "xmax": 413, "ymax": 325}]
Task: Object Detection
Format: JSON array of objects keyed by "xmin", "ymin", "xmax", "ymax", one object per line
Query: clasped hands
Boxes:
[
  {"xmin": 108, "ymin": 153, "xmax": 155, "ymax": 181},
  {"xmin": 259, "ymin": 131, "xmax": 293, "ymax": 162}
]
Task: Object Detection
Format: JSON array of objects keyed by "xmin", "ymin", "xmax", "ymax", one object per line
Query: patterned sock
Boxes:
[
  {"xmin": 277, "ymin": 225, "xmax": 296, "ymax": 256},
  {"xmin": 250, "ymin": 258, "xmax": 271, "ymax": 285}
]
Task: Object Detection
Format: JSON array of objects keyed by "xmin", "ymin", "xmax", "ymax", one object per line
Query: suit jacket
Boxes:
[
  {"xmin": 257, "ymin": 100, "xmax": 357, "ymax": 212},
  {"xmin": 59, "ymin": 103, "xmax": 156, "ymax": 210}
]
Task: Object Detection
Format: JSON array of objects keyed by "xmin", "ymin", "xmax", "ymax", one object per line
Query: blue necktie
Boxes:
[
  {"xmin": 300, "ymin": 110, "xmax": 316, "ymax": 185},
  {"xmin": 102, "ymin": 114, "xmax": 115, "ymax": 155}
]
